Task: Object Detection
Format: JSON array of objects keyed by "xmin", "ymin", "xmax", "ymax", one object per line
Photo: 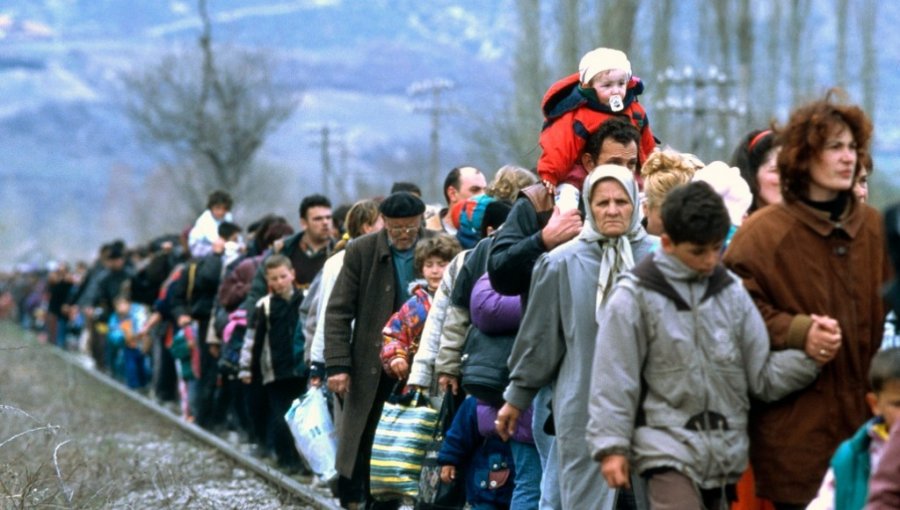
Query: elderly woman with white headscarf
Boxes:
[{"xmin": 495, "ymin": 165, "xmax": 657, "ymax": 509}]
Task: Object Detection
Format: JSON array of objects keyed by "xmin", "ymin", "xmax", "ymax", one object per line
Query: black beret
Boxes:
[
  {"xmin": 107, "ymin": 244, "xmax": 125, "ymax": 260},
  {"xmin": 379, "ymin": 191, "xmax": 426, "ymax": 218}
]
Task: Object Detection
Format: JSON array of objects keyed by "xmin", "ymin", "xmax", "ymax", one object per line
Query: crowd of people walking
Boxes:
[{"xmin": 3, "ymin": 46, "xmax": 900, "ymax": 510}]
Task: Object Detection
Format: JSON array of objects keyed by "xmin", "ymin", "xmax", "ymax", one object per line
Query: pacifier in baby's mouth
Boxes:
[{"xmin": 609, "ymin": 94, "xmax": 624, "ymax": 112}]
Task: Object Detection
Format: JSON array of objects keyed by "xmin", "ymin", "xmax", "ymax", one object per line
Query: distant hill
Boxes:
[
  {"xmin": 0, "ymin": 1, "xmax": 514, "ymax": 265},
  {"xmin": 0, "ymin": 0, "xmax": 898, "ymax": 267}
]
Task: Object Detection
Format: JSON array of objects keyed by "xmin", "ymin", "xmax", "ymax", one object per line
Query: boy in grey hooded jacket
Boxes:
[{"xmin": 588, "ymin": 182, "xmax": 821, "ymax": 509}]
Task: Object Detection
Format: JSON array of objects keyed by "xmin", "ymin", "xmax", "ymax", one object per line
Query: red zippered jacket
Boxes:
[{"xmin": 538, "ymin": 72, "xmax": 655, "ymax": 188}]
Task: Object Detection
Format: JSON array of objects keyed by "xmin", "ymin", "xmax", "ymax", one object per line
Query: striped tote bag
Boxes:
[{"xmin": 370, "ymin": 391, "xmax": 439, "ymax": 501}]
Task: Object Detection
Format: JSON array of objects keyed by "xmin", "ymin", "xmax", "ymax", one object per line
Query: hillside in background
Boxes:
[
  {"xmin": 0, "ymin": 0, "xmax": 513, "ymax": 266},
  {"xmin": 1, "ymin": 0, "xmax": 898, "ymax": 268}
]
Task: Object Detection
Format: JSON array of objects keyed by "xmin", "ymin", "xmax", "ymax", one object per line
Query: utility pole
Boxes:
[
  {"xmin": 654, "ymin": 65, "xmax": 747, "ymax": 162},
  {"xmin": 320, "ymin": 125, "xmax": 332, "ymax": 199},
  {"xmin": 331, "ymin": 132, "xmax": 350, "ymax": 203},
  {"xmin": 338, "ymin": 138, "xmax": 348, "ymax": 183},
  {"xmin": 307, "ymin": 124, "xmax": 335, "ymax": 199},
  {"xmin": 408, "ymin": 78, "xmax": 456, "ymax": 201}
]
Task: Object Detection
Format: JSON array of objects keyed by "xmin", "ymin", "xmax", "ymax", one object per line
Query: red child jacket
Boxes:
[{"xmin": 537, "ymin": 72, "xmax": 656, "ymax": 188}]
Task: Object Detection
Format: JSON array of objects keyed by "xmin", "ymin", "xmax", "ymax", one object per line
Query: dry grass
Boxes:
[{"xmin": 0, "ymin": 323, "xmax": 311, "ymax": 509}]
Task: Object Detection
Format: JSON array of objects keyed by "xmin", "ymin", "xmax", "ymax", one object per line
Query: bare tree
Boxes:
[
  {"xmin": 735, "ymin": 0, "xmax": 754, "ymax": 123},
  {"xmin": 787, "ymin": 0, "xmax": 812, "ymax": 107},
  {"xmin": 648, "ymin": 0, "xmax": 675, "ymax": 144},
  {"xmin": 836, "ymin": 0, "xmax": 849, "ymax": 88},
  {"xmin": 596, "ymin": 0, "xmax": 640, "ymax": 56},
  {"xmin": 555, "ymin": 0, "xmax": 582, "ymax": 77},
  {"xmin": 467, "ymin": 0, "xmax": 547, "ymax": 172},
  {"xmin": 858, "ymin": 0, "xmax": 877, "ymax": 118},
  {"xmin": 128, "ymin": 165, "xmax": 198, "ymax": 241},
  {"xmin": 101, "ymin": 164, "xmax": 138, "ymax": 244},
  {"xmin": 511, "ymin": 0, "xmax": 549, "ymax": 151},
  {"xmin": 763, "ymin": 0, "xmax": 783, "ymax": 118},
  {"xmin": 128, "ymin": 158, "xmax": 298, "ymax": 244},
  {"xmin": 120, "ymin": 0, "xmax": 299, "ymax": 213},
  {"xmin": 710, "ymin": 0, "xmax": 736, "ymax": 72}
]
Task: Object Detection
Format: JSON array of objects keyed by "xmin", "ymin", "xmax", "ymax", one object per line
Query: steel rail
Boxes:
[{"xmin": 50, "ymin": 346, "xmax": 341, "ymax": 510}]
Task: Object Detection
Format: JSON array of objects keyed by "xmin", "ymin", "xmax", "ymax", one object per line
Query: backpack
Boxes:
[
  {"xmin": 460, "ymin": 326, "xmax": 515, "ymax": 407},
  {"xmin": 170, "ymin": 324, "xmax": 197, "ymax": 381},
  {"xmin": 519, "ymin": 183, "xmax": 555, "ymax": 227},
  {"xmin": 218, "ymin": 309, "xmax": 247, "ymax": 377},
  {"xmin": 155, "ymin": 263, "xmax": 185, "ymax": 321},
  {"xmin": 155, "ymin": 261, "xmax": 199, "ymax": 321}
]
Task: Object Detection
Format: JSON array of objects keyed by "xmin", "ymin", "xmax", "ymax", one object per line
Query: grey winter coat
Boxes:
[
  {"xmin": 587, "ymin": 250, "xmax": 820, "ymax": 489},
  {"xmin": 504, "ymin": 166, "xmax": 656, "ymax": 510}
]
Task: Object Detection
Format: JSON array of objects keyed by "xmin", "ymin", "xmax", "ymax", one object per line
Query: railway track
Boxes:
[
  {"xmin": 53, "ymin": 347, "xmax": 342, "ymax": 510},
  {"xmin": 1, "ymin": 324, "xmax": 340, "ymax": 509}
]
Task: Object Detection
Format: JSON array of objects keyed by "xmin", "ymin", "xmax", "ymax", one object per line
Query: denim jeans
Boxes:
[
  {"xmin": 123, "ymin": 346, "xmax": 148, "ymax": 389},
  {"xmin": 471, "ymin": 504, "xmax": 507, "ymax": 510},
  {"xmin": 54, "ymin": 316, "xmax": 68, "ymax": 349},
  {"xmin": 533, "ymin": 386, "xmax": 561, "ymax": 510},
  {"xmin": 509, "ymin": 439, "xmax": 542, "ymax": 510}
]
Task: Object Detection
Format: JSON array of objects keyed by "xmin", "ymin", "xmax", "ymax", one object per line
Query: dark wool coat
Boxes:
[
  {"xmin": 251, "ymin": 290, "xmax": 304, "ymax": 384},
  {"xmin": 724, "ymin": 199, "xmax": 891, "ymax": 504},
  {"xmin": 487, "ymin": 191, "xmax": 549, "ymax": 300},
  {"xmin": 170, "ymin": 254, "xmax": 222, "ymax": 320},
  {"xmin": 324, "ymin": 228, "xmax": 433, "ymax": 477}
]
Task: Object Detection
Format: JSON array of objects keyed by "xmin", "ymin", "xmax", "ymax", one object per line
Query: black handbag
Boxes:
[{"xmin": 415, "ymin": 392, "xmax": 466, "ymax": 510}]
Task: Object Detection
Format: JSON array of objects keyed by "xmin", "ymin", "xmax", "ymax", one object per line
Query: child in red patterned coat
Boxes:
[{"xmin": 381, "ymin": 235, "xmax": 461, "ymax": 380}]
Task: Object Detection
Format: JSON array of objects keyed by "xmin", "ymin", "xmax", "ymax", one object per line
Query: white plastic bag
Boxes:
[{"xmin": 284, "ymin": 387, "xmax": 337, "ymax": 480}]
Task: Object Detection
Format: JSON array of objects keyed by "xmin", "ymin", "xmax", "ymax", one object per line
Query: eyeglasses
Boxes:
[{"xmin": 387, "ymin": 226, "xmax": 418, "ymax": 236}]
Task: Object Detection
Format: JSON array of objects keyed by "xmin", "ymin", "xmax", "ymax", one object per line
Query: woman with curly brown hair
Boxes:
[{"xmin": 723, "ymin": 90, "xmax": 892, "ymax": 509}]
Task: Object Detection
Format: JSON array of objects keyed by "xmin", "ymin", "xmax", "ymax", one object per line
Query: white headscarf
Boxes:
[{"xmin": 578, "ymin": 164, "xmax": 647, "ymax": 308}]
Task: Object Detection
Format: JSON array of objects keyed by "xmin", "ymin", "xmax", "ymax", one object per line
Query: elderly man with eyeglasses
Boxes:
[{"xmin": 324, "ymin": 191, "xmax": 436, "ymax": 510}]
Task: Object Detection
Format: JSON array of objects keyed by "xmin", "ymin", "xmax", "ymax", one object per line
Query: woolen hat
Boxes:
[
  {"xmin": 450, "ymin": 194, "xmax": 494, "ymax": 249},
  {"xmin": 379, "ymin": 191, "xmax": 426, "ymax": 218},
  {"xmin": 579, "ymin": 47, "xmax": 632, "ymax": 85},
  {"xmin": 692, "ymin": 161, "xmax": 753, "ymax": 226}
]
